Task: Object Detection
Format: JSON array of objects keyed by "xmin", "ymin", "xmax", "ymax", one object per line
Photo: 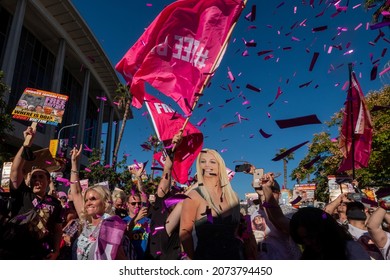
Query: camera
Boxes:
[
  {"xmin": 234, "ymin": 163, "xmax": 251, "ymax": 173},
  {"xmin": 347, "ymin": 192, "xmax": 362, "ymax": 202}
]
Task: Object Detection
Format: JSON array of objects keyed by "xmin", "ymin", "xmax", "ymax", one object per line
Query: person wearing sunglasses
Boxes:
[{"xmin": 123, "ymin": 192, "xmax": 150, "ymax": 260}]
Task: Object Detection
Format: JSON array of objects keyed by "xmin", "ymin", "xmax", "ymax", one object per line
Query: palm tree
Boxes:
[
  {"xmin": 364, "ymin": 0, "xmax": 390, "ymax": 23},
  {"xmin": 112, "ymin": 83, "xmax": 132, "ymax": 166},
  {"xmin": 275, "ymin": 148, "xmax": 295, "ymax": 189}
]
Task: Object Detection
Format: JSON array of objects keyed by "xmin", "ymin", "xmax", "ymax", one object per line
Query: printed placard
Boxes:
[{"xmin": 12, "ymin": 88, "xmax": 68, "ymax": 126}]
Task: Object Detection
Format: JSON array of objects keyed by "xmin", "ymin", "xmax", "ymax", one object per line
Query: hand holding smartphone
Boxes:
[{"xmin": 253, "ymin": 168, "xmax": 264, "ymax": 188}]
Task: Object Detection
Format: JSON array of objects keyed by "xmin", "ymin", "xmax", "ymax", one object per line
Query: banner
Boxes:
[
  {"xmin": 338, "ymin": 71, "xmax": 373, "ymax": 172},
  {"xmin": 327, "ymin": 175, "xmax": 354, "ymax": 202},
  {"xmin": 292, "ymin": 183, "xmax": 316, "ymax": 207},
  {"xmin": 1, "ymin": 162, "xmax": 12, "ymax": 192},
  {"xmin": 12, "ymin": 88, "xmax": 68, "ymax": 126},
  {"xmin": 116, "ymin": 0, "xmax": 244, "ymax": 115},
  {"xmin": 145, "ymin": 93, "xmax": 203, "ymax": 184}
]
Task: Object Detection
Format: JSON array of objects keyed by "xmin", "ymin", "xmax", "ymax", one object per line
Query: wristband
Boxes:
[
  {"xmin": 21, "ymin": 146, "xmax": 35, "ymax": 161},
  {"xmin": 70, "ymin": 170, "xmax": 79, "ymax": 174}
]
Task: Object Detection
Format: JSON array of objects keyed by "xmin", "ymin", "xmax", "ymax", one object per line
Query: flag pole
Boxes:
[
  {"xmin": 173, "ymin": 0, "xmax": 247, "ymax": 151},
  {"xmin": 348, "ymin": 63, "xmax": 356, "ymax": 180}
]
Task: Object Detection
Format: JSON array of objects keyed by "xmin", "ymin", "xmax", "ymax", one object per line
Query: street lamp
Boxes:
[{"xmin": 57, "ymin": 123, "xmax": 79, "ymax": 157}]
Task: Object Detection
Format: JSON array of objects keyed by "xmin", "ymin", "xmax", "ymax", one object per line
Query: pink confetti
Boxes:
[
  {"xmin": 267, "ymin": 112, "xmax": 271, "ymax": 118},
  {"xmin": 291, "ymin": 36, "xmax": 300, "ymax": 42},
  {"xmin": 84, "ymin": 168, "xmax": 91, "ymax": 173},
  {"xmin": 242, "ymin": 50, "xmax": 249, "ymax": 56},
  {"xmin": 352, "ymin": 4, "xmax": 361, "ymax": 9},
  {"xmin": 220, "ymin": 149, "xmax": 228, "ymax": 153},
  {"xmin": 45, "ymin": 161, "xmax": 52, "ymax": 165},
  {"xmin": 379, "ymin": 66, "xmax": 390, "ymax": 77},
  {"xmin": 242, "ymin": 100, "xmax": 250, "ymax": 105},
  {"xmin": 83, "ymin": 144, "xmax": 93, "ymax": 152},
  {"xmin": 354, "ymin": 23, "xmax": 362, "ymax": 30},
  {"xmin": 90, "ymin": 160, "xmax": 100, "ymax": 166},
  {"xmin": 343, "ymin": 50, "xmax": 354, "ymax": 55},
  {"xmin": 146, "ymin": 3, "xmax": 152, "ymax": 7},
  {"xmin": 227, "ymin": 67, "xmax": 235, "ymax": 82},
  {"xmin": 96, "ymin": 96, "xmax": 107, "ymax": 101},
  {"xmin": 196, "ymin": 118, "xmax": 206, "ymax": 126},
  {"xmin": 341, "ymin": 81, "xmax": 349, "ymax": 91},
  {"xmin": 56, "ymin": 177, "xmax": 69, "ymax": 184},
  {"xmin": 221, "ymin": 122, "xmax": 238, "ymax": 129}
]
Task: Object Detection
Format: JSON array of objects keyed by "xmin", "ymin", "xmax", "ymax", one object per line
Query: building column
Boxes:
[
  {"xmin": 95, "ymin": 92, "xmax": 105, "ymax": 148},
  {"xmin": 76, "ymin": 69, "xmax": 90, "ymax": 146},
  {"xmin": 1, "ymin": 0, "xmax": 27, "ymax": 102},
  {"xmin": 49, "ymin": 38, "xmax": 66, "ymax": 140},
  {"xmin": 104, "ymin": 106, "xmax": 114, "ymax": 165},
  {"xmin": 51, "ymin": 38, "xmax": 66, "ymax": 93},
  {"xmin": 113, "ymin": 119, "xmax": 120, "ymax": 161}
]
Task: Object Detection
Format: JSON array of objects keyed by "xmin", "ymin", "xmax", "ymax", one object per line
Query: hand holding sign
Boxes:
[{"xmin": 23, "ymin": 122, "xmax": 37, "ymax": 147}]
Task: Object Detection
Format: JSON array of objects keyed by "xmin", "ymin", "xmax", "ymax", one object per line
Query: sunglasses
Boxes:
[{"xmin": 129, "ymin": 202, "xmax": 142, "ymax": 206}]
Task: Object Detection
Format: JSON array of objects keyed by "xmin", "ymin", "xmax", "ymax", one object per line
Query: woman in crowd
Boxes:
[
  {"xmin": 180, "ymin": 149, "xmax": 243, "ymax": 259},
  {"xmin": 69, "ymin": 146, "xmax": 127, "ymax": 260}
]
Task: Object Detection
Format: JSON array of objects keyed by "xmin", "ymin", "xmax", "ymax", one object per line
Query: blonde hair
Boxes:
[
  {"xmin": 196, "ymin": 149, "xmax": 240, "ymax": 222},
  {"xmin": 111, "ymin": 188, "xmax": 126, "ymax": 203},
  {"xmin": 80, "ymin": 185, "xmax": 114, "ymax": 223}
]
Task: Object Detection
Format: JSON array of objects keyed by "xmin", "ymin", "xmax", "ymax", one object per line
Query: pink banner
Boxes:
[
  {"xmin": 145, "ymin": 93, "xmax": 203, "ymax": 184},
  {"xmin": 116, "ymin": 0, "xmax": 244, "ymax": 115},
  {"xmin": 338, "ymin": 71, "xmax": 373, "ymax": 172}
]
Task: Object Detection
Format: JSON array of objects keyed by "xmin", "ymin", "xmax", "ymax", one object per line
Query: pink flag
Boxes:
[
  {"xmin": 338, "ymin": 71, "xmax": 373, "ymax": 172},
  {"xmin": 116, "ymin": 0, "xmax": 245, "ymax": 115},
  {"xmin": 145, "ymin": 93, "xmax": 203, "ymax": 184}
]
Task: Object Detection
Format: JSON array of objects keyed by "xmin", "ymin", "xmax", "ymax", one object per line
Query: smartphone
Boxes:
[
  {"xmin": 235, "ymin": 163, "xmax": 251, "ymax": 173},
  {"xmin": 253, "ymin": 168, "xmax": 264, "ymax": 187}
]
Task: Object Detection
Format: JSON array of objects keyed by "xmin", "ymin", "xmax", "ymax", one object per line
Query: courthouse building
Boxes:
[{"xmin": 0, "ymin": 0, "xmax": 131, "ymax": 166}]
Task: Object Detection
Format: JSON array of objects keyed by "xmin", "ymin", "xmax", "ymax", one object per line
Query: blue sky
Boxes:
[{"xmin": 71, "ymin": 0, "xmax": 389, "ymax": 199}]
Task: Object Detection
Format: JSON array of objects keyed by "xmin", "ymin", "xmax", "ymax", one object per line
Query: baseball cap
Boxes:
[{"xmin": 30, "ymin": 167, "xmax": 51, "ymax": 180}]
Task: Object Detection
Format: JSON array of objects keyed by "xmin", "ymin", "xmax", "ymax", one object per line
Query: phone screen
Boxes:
[{"xmin": 253, "ymin": 168, "xmax": 264, "ymax": 187}]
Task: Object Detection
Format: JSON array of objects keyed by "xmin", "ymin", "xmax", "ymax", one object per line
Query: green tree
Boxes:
[
  {"xmin": 141, "ymin": 134, "xmax": 163, "ymax": 180},
  {"xmin": 81, "ymin": 146, "xmax": 132, "ymax": 192},
  {"xmin": 112, "ymin": 83, "xmax": 132, "ymax": 166},
  {"xmin": 275, "ymin": 148, "xmax": 294, "ymax": 189},
  {"xmin": 0, "ymin": 71, "xmax": 14, "ymax": 166},
  {"xmin": 292, "ymin": 85, "xmax": 390, "ymax": 201},
  {"xmin": 364, "ymin": 0, "xmax": 390, "ymax": 23}
]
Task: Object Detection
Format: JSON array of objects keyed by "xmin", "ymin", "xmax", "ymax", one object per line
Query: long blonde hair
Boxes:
[
  {"xmin": 195, "ymin": 149, "xmax": 240, "ymax": 222},
  {"xmin": 80, "ymin": 185, "xmax": 114, "ymax": 223}
]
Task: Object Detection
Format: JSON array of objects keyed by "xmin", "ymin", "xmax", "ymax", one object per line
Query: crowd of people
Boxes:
[{"xmin": 0, "ymin": 124, "xmax": 389, "ymax": 260}]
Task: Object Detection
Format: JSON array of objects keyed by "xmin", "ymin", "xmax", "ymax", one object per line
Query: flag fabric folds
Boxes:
[
  {"xmin": 338, "ymin": 71, "xmax": 373, "ymax": 172},
  {"xmin": 145, "ymin": 93, "xmax": 203, "ymax": 184},
  {"xmin": 116, "ymin": 0, "xmax": 244, "ymax": 116}
]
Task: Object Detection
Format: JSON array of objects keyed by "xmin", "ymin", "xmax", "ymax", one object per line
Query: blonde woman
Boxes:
[
  {"xmin": 70, "ymin": 147, "xmax": 127, "ymax": 260},
  {"xmin": 180, "ymin": 149, "xmax": 243, "ymax": 259}
]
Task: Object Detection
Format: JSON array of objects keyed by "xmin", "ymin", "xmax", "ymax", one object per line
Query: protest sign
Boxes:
[{"xmin": 12, "ymin": 88, "xmax": 68, "ymax": 126}]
